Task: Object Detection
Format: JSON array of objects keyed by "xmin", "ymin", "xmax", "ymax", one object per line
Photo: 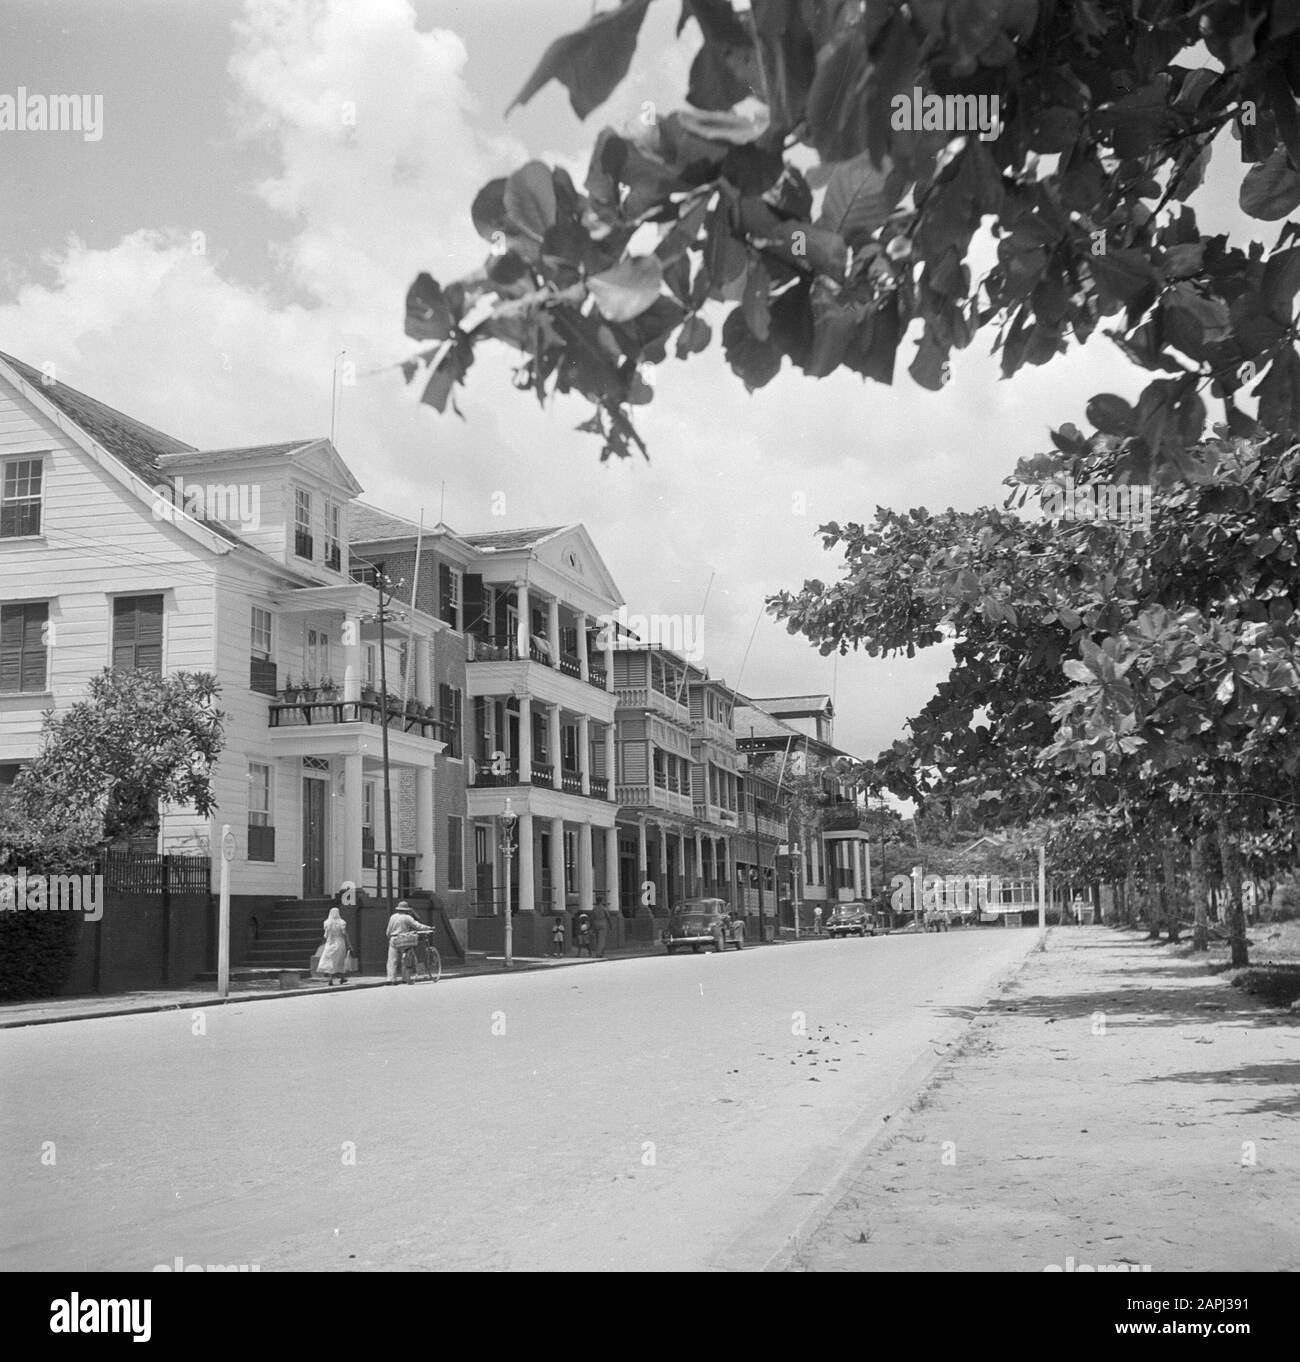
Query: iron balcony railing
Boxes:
[{"xmin": 268, "ymin": 694, "xmax": 451, "ymax": 743}]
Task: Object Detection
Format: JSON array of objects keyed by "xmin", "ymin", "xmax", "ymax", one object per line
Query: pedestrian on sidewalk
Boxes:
[
  {"xmin": 385, "ymin": 900, "xmax": 425, "ymax": 983},
  {"xmin": 552, "ymin": 913, "xmax": 566, "ymax": 957},
  {"xmin": 592, "ymin": 896, "xmax": 611, "ymax": 957},
  {"xmin": 573, "ymin": 909, "xmax": 593, "ymax": 957},
  {"xmin": 315, "ymin": 906, "xmax": 353, "ymax": 986},
  {"xmin": 813, "ymin": 904, "xmax": 823, "ymax": 935}
]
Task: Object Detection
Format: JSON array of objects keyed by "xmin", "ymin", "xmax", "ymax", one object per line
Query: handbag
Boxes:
[
  {"xmin": 344, "ymin": 949, "xmax": 359, "ymax": 974},
  {"xmin": 310, "ymin": 945, "xmax": 325, "ymax": 975}
]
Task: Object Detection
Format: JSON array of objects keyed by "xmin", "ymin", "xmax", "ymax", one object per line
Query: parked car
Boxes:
[
  {"xmin": 663, "ymin": 899, "xmax": 745, "ymax": 954},
  {"xmin": 825, "ymin": 902, "xmax": 874, "ymax": 937}
]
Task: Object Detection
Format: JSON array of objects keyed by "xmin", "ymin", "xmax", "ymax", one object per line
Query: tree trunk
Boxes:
[
  {"xmin": 1146, "ymin": 859, "xmax": 1163, "ymax": 939},
  {"xmin": 1215, "ymin": 814, "xmax": 1249, "ymax": 968},
  {"xmin": 1190, "ymin": 838, "xmax": 1209, "ymax": 952},
  {"xmin": 1162, "ymin": 843, "xmax": 1181, "ymax": 943}
]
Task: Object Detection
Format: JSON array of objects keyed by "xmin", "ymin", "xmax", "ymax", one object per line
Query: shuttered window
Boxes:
[
  {"xmin": 112, "ymin": 595, "xmax": 163, "ymax": 674},
  {"xmin": 0, "ymin": 602, "xmax": 48, "ymax": 692},
  {"xmin": 439, "ymin": 682, "xmax": 463, "ymax": 758},
  {"xmin": 438, "ymin": 563, "xmax": 461, "ymax": 629},
  {"xmin": 447, "ymin": 815, "xmax": 464, "ymax": 890}
]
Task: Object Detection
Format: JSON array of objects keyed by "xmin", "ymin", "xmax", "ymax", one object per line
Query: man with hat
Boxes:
[{"xmin": 386, "ymin": 899, "xmax": 427, "ymax": 984}]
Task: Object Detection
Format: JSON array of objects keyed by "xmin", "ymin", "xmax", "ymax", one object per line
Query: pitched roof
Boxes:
[
  {"xmin": 732, "ymin": 703, "xmax": 804, "ymax": 743},
  {"xmin": 0, "ymin": 350, "xmax": 194, "ymax": 484},
  {"xmin": 748, "ymin": 694, "xmax": 834, "ymax": 714},
  {"xmin": 460, "ymin": 526, "xmax": 566, "ymax": 552},
  {"xmin": 167, "ymin": 441, "xmax": 322, "ymax": 463}
]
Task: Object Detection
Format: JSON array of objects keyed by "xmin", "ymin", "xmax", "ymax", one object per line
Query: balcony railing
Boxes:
[
  {"xmin": 560, "ymin": 769, "xmax": 583, "ymax": 795},
  {"xmin": 586, "ymin": 663, "xmax": 607, "ymax": 689},
  {"xmin": 531, "ymin": 762, "xmax": 554, "ymax": 788},
  {"xmin": 268, "ymin": 694, "xmax": 450, "ymax": 742},
  {"xmin": 559, "ymin": 653, "xmax": 581, "ymax": 678},
  {"xmin": 471, "ymin": 765, "xmax": 519, "ymax": 788},
  {"xmin": 589, "ymin": 775, "xmax": 608, "ymax": 799}
]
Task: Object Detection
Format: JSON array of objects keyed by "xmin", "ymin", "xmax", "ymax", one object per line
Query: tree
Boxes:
[
  {"xmin": 404, "ymin": 0, "xmax": 1300, "ymax": 466},
  {"xmin": 11, "ymin": 669, "xmax": 226, "ymax": 846},
  {"xmin": 770, "ymin": 427, "xmax": 1300, "ymax": 965}
]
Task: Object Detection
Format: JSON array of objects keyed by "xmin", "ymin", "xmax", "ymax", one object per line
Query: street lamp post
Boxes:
[
  {"xmin": 500, "ymin": 799, "xmax": 518, "ymax": 967},
  {"xmin": 784, "ymin": 838, "xmax": 795, "ymax": 937}
]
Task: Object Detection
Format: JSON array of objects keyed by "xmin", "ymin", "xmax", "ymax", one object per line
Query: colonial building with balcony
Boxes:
[
  {"xmin": 458, "ymin": 525, "xmax": 623, "ymax": 947},
  {"xmin": 0, "ymin": 352, "xmax": 457, "ymax": 970},
  {"xmin": 733, "ymin": 694, "xmax": 873, "ymax": 915}
]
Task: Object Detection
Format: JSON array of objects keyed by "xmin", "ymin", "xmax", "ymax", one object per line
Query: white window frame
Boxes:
[
  {"xmin": 250, "ymin": 606, "xmax": 272, "ymax": 660},
  {"xmin": 1, "ymin": 455, "xmax": 45, "ymax": 538},
  {"xmin": 294, "ymin": 487, "xmax": 313, "ymax": 560},
  {"xmin": 248, "ymin": 763, "xmax": 272, "ymax": 826}
]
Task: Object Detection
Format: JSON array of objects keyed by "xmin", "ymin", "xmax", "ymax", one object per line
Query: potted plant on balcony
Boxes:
[
  {"xmin": 405, "ymin": 694, "xmax": 422, "ymax": 717},
  {"xmin": 281, "ymin": 675, "xmax": 300, "ymax": 704},
  {"xmin": 318, "ymin": 675, "xmax": 339, "ymax": 702},
  {"xmin": 360, "ymin": 680, "xmax": 378, "ymax": 705}
]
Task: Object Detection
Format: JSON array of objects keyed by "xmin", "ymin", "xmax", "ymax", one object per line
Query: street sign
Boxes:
[{"xmin": 222, "ymin": 829, "xmax": 235, "ymax": 862}]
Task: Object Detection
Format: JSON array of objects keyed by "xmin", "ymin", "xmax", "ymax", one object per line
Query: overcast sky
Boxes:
[{"xmin": 0, "ymin": 0, "xmax": 1261, "ymax": 763}]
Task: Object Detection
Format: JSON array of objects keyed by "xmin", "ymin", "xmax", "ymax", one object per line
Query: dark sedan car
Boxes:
[
  {"xmin": 825, "ymin": 902, "xmax": 874, "ymax": 937},
  {"xmin": 663, "ymin": 899, "xmax": 745, "ymax": 954}
]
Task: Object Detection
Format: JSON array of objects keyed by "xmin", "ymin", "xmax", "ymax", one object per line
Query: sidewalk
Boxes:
[
  {"xmin": 0, "ymin": 950, "xmax": 626, "ymax": 1029},
  {"xmin": 785, "ymin": 925, "xmax": 1300, "ymax": 1272}
]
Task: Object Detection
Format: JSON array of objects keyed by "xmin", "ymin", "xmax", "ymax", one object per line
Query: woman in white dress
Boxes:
[{"xmin": 315, "ymin": 906, "xmax": 353, "ymax": 986}]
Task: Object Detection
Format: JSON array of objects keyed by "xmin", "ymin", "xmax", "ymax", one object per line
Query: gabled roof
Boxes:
[
  {"xmin": 0, "ymin": 350, "xmax": 194, "ymax": 484},
  {"xmin": 169, "ymin": 441, "xmax": 322, "ymax": 463},
  {"xmin": 461, "ymin": 526, "xmax": 566, "ymax": 551}
]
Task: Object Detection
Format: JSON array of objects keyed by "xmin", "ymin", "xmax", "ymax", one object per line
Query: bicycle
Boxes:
[{"xmin": 392, "ymin": 928, "xmax": 441, "ymax": 984}]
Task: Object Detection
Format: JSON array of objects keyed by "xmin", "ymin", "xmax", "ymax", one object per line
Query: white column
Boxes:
[
  {"xmin": 515, "ymin": 582, "xmax": 529, "ymax": 660},
  {"xmin": 547, "ymin": 597, "xmax": 561, "ymax": 668},
  {"xmin": 852, "ymin": 840, "xmax": 862, "ymax": 896},
  {"xmin": 605, "ymin": 724, "xmax": 617, "ymax": 801},
  {"xmin": 340, "ymin": 753, "xmax": 364, "ymax": 898},
  {"xmin": 517, "ymin": 695, "xmax": 531, "ymax": 783},
  {"xmin": 517, "ymin": 811, "xmax": 534, "ymax": 911},
  {"xmin": 578, "ymin": 714, "xmax": 591, "ymax": 795},
  {"xmin": 694, "ymin": 829, "xmax": 703, "ymax": 897},
  {"xmin": 676, "ymin": 827, "xmax": 687, "ymax": 905},
  {"xmin": 415, "ymin": 765, "xmax": 435, "ymax": 890},
  {"xmin": 551, "ymin": 816, "xmax": 566, "ymax": 912},
  {"xmin": 605, "ymin": 826, "xmax": 620, "ymax": 916},
  {"xmin": 657, "ymin": 821, "xmax": 668, "ymax": 909},
  {"xmin": 637, "ymin": 817, "xmax": 648, "ymax": 914},
  {"xmin": 864, "ymin": 837, "xmax": 872, "ymax": 898},
  {"xmin": 576, "ymin": 611, "xmax": 589, "ymax": 681},
  {"xmin": 578, "ymin": 820, "xmax": 593, "ymax": 911},
  {"xmin": 548, "ymin": 703, "xmax": 562, "ymax": 789},
  {"xmin": 603, "ymin": 628, "xmax": 615, "ymax": 692},
  {"xmin": 342, "ymin": 616, "xmax": 362, "ymax": 703}
]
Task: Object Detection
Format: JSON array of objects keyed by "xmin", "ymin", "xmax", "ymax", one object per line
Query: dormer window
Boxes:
[
  {"xmin": 324, "ymin": 498, "xmax": 342, "ymax": 571},
  {"xmin": 294, "ymin": 488, "xmax": 313, "ymax": 560}
]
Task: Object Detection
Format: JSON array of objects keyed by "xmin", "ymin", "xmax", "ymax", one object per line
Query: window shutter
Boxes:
[
  {"xmin": 113, "ymin": 596, "xmax": 163, "ymax": 673},
  {"xmin": 438, "ymin": 563, "xmax": 452, "ymax": 625},
  {"xmin": 463, "ymin": 573, "xmax": 486, "ymax": 638},
  {"xmin": 0, "ymin": 607, "xmax": 24, "ymax": 692}
]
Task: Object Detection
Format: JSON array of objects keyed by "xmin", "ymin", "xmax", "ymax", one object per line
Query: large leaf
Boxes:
[
  {"xmin": 404, "ymin": 274, "xmax": 456, "ymax": 343},
  {"xmin": 817, "ymin": 152, "xmax": 900, "ymax": 247},
  {"xmin": 509, "ymin": 0, "xmax": 653, "ymax": 120},
  {"xmin": 504, "ymin": 162, "xmax": 557, "ymax": 241},
  {"xmin": 587, "ymin": 257, "xmax": 665, "ymax": 322},
  {"xmin": 1240, "ymin": 147, "xmax": 1300, "ymax": 221}
]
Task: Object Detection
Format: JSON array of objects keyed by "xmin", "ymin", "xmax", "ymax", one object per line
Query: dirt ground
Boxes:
[{"xmin": 791, "ymin": 924, "xmax": 1300, "ymax": 1273}]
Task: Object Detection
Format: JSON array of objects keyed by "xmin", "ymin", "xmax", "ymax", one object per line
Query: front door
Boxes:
[{"xmin": 302, "ymin": 777, "xmax": 327, "ymax": 897}]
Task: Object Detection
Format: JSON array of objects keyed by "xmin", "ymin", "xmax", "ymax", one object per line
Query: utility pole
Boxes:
[{"xmin": 376, "ymin": 561, "xmax": 395, "ymax": 912}]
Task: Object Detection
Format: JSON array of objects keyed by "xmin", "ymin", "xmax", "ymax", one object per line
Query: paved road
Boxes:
[{"xmin": 1, "ymin": 930, "xmax": 1034, "ymax": 1271}]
